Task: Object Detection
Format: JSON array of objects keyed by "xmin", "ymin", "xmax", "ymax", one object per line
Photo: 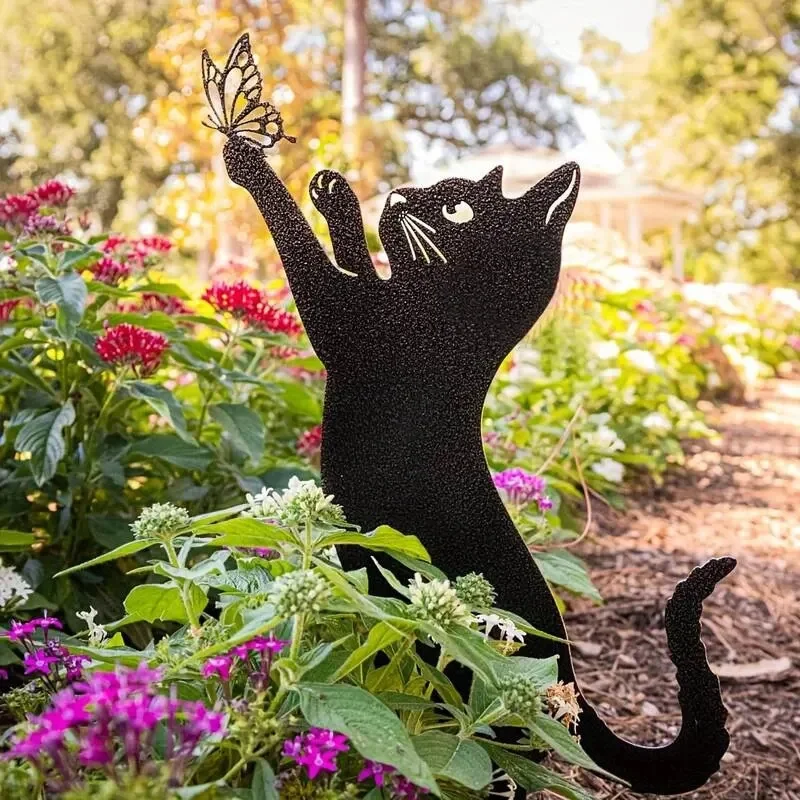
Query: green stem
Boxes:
[
  {"xmin": 197, "ymin": 321, "xmax": 241, "ymax": 439},
  {"xmin": 163, "ymin": 538, "xmax": 201, "ymax": 633}
]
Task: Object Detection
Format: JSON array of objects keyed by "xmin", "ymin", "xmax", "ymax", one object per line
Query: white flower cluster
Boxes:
[
  {"xmin": 624, "ymin": 348, "xmax": 659, "ymax": 373},
  {"xmin": 583, "ymin": 413, "xmax": 625, "ymax": 453},
  {"xmin": 642, "ymin": 412, "xmax": 671, "ymax": 434},
  {"xmin": 0, "ymin": 562, "xmax": 32, "ymax": 609},
  {"xmin": 408, "ymin": 573, "xmax": 473, "ymax": 628},
  {"xmin": 244, "ymin": 476, "xmax": 345, "ymax": 527},
  {"xmin": 476, "ymin": 613, "xmax": 526, "ymax": 644},
  {"xmin": 76, "ymin": 606, "xmax": 108, "ymax": 646},
  {"xmin": 591, "ymin": 457, "xmax": 624, "ymax": 483}
]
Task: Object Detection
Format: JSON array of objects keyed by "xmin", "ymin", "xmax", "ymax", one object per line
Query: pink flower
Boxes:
[
  {"xmin": 95, "ymin": 324, "xmax": 168, "ymax": 376},
  {"xmin": 32, "ymin": 180, "xmax": 75, "ymax": 207},
  {"xmin": 137, "ymin": 292, "xmax": 190, "ymax": 315},
  {"xmin": 201, "ymin": 655, "xmax": 234, "ymax": 681},
  {"xmin": 358, "ymin": 760, "xmax": 395, "ymax": 787},
  {"xmin": 493, "ymin": 468, "xmax": 552, "ymax": 512},
  {"xmin": 296, "ymin": 425, "xmax": 322, "ymax": 458},
  {"xmin": 203, "ymin": 280, "xmax": 262, "ymax": 318},
  {"xmin": 91, "ymin": 256, "xmax": 131, "ymax": 285},
  {"xmin": 282, "ymin": 727, "xmax": 350, "ymax": 780},
  {"xmin": 0, "ymin": 193, "xmax": 40, "ymax": 225},
  {"xmin": 787, "ymin": 335, "xmax": 800, "ymax": 351},
  {"xmin": 0, "ymin": 668, "xmax": 8, "ymax": 680},
  {"xmin": 297, "ymin": 747, "xmax": 340, "ymax": 779},
  {"xmin": 29, "ymin": 615, "xmax": 64, "ymax": 632},
  {"xmin": 5, "ymin": 619, "xmax": 34, "ymax": 642},
  {"xmin": 23, "ymin": 649, "xmax": 61, "ymax": 675},
  {"xmin": 676, "ymin": 333, "xmax": 696, "ymax": 347},
  {"xmin": 245, "ymin": 298, "xmax": 303, "ymax": 335},
  {"xmin": 0, "ymin": 299, "xmax": 21, "ymax": 322}
]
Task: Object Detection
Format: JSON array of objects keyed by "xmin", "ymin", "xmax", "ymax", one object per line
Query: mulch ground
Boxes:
[{"xmin": 544, "ymin": 379, "xmax": 800, "ymax": 800}]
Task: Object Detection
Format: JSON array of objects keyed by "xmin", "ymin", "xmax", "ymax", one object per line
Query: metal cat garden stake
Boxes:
[{"xmin": 203, "ymin": 33, "xmax": 735, "ymax": 796}]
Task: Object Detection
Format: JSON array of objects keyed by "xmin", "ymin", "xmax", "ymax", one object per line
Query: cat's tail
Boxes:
[{"xmin": 561, "ymin": 556, "xmax": 736, "ymax": 794}]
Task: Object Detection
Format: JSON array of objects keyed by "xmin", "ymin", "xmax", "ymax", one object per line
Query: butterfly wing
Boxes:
[{"xmin": 201, "ymin": 33, "xmax": 295, "ymax": 149}]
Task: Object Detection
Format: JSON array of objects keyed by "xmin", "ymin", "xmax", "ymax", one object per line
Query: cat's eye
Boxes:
[{"xmin": 442, "ymin": 201, "xmax": 474, "ymax": 224}]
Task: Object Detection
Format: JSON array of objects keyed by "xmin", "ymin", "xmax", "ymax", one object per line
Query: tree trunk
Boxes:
[{"xmin": 341, "ymin": 0, "xmax": 367, "ymax": 162}]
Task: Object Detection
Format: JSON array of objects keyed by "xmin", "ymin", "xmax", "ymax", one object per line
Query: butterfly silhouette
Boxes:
[{"xmin": 201, "ymin": 33, "xmax": 296, "ymax": 150}]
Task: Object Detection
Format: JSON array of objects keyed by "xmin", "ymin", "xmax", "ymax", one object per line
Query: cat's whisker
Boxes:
[
  {"xmin": 405, "ymin": 213, "xmax": 437, "ymax": 234},
  {"xmin": 404, "ymin": 219, "xmax": 431, "ymax": 264},
  {"xmin": 400, "ymin": 218, "xmax": 417, "ymax": 261},
  {"xmin": 406, "ymin": 218, "xmax": 447, "ymax": 264}
]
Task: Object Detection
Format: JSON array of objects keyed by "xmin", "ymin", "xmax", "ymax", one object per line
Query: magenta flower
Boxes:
[
  {"xmin": 281, "ymin": 727, "xmax": 350, "ymax": 781},
  {"xmin": 23, "ymin": 649, "xmax": 61, "ymax": 676},
  {"xmin": 493, "ymin": 467, "xmax": 553, "ymax": 513},
  {"xmin": 5, "ymin": 620, "xmax": 34, "ymax": 642},
  {"xmin": 245, "ymin": 634, "xmax": 289, "ymax": 655},
  {"xmin": 358, "ymin": 760, "xmax": 395, "ymax": 787},
  {"xmin": 201, "ymin": 655, "xmax": 234, "ymax": 681},
  {"xmin": 29, "ymin": 615, "xmax": 64, "ymax": 632},
  {"xmin": 392, "ymin": 775, "xmax": 430, "ymax": 798},
  {"xmin": 0, "ymin": 668, "xmax": 8, "ymax": 680}
]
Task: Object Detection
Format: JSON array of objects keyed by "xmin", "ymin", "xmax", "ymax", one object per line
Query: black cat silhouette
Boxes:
[{"xmin": 222, "ymin": 132, "xmax": 734, "ymax": 795}]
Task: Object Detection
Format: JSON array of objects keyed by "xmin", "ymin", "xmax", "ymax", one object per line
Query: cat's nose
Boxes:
[{"xmin": 389, "ymin": 192, "xmax": 407, "ymax": 207}]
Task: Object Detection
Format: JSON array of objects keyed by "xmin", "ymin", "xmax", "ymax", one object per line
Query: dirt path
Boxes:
[{"xmin": 551, "ymin": 380, "xmax": 800, "ymax": 800}]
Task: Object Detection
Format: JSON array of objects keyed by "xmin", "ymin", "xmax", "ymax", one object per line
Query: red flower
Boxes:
[
  {"xmin": 95, "ymin": 324, "xmax": 168, "ymax": 376},
  {"xmin": 101, "ymin": 235, "xmax": 173, "ymax": 266},
  {"xmin": 138, "ymin": 292, "xmax": 190, "ymax": 315},
  {"xmin": 271, "ymin": 345, "xmax": 300, "ymax": 360},
  {"xmin": 245, "ymin": 299, "xmax": 303, "ymax": 335},
  {"xmin": 136, "ymin": 236, "xmax": 172, "ymax": 253},
  {"xmin": 203, "ymin": 280, "xmax": 262, "ymax": 317},
  {"xmin": 0, "ymin": 193, "xmax": 40, "ymax": 226},
  {"xmin": 0, "ymin": 299, "xmax": 21, "ymax": 322},
  {"xmin": 31, "ymin": 180, "xmax": 75, "ymax": 207},
  {"xmin": 296, "ymin": 424, "xmax": 322, "ymax": 458},
  {"xmin": 90, "ymin": 256, "xmax": 131, "ymax": 286},
  {"xmin": 101, "ymin": 235, "xmax": 129, "ymax": 254}
]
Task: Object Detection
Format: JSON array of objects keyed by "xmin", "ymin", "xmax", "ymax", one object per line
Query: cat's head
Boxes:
[{"xmin": 373, "ymin": 162, "xmax": 580, "ymax": 374}]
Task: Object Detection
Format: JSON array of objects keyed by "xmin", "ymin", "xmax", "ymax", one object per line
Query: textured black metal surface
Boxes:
[{"xmin": 211, "ymin": 37, "xmax": 735, "ymax": 795}]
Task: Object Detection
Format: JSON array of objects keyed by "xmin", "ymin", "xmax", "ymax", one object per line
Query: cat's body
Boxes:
[{"xmin": 222, "ymin": 134, "xmax": 734, "ymax": 795}]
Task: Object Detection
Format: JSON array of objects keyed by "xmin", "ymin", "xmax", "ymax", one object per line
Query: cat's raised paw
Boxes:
[{"xmin": 309, "ymin": 170, "xmax": 358, "ymax": 218}]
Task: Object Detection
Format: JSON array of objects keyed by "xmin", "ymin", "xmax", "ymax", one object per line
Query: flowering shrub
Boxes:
[
  {"xmin": 0, "ymin": 481, "xmax": 601, "ymax": 798},
  {"xmin": 0, "ymin": 181, "xmax": 324, "ymax": 639}
]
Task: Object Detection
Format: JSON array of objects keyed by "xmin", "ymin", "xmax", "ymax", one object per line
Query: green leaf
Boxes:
[
  {"xmin": 198, "ymin": 517, "xmax": 287, "ymax": 549},
  {"xmin": 412, "ymin": 731, "xmax": 492, "ymax": 790},
  {"xmin": 331, "ymin": 619, "xmax": 414, "ymax": 681},
  {"xmin": 127, "ymin": 382, "xmax": 195, "ymax": 444},
  {"xmin": 60, "ymin": 245, "xmax": 101, "ymax": 271},
  {"xmin": 278, "ymin": 382, "xmax": 320, "ymax": 418},
  {"xmin": 0, "ymin": 530, "xmax": 36, "ymax": 551},
  {"xmin": 35, "ymin": 272, "xmax": 87, "ymax": 335},
  {"xmin": 251, "ymin": 759, "xmax": 279, "ymax": 800},
  {"xmin": 130, "ymin": 435, "xmax": 212, "ymax": 470},
  {"xmin": 529, "ymin": 713, "xmax": 613, "ymax": 777},
  {"xmin": 15, "ymin": 401, "xmax": 75, "ymax": 486},
  {"xmin": 123, "ymin": 583, "xmax": 198, "ymax": 624},
  {"xmin": 210, "ymin": 403, "xmax": 266, "ymax": 462},
  {"xmin": 532, "ymin": 551, "xmax": 602, "ymax": 603},
  {"xmin": 297, "ymin": 683, "xmax": 438, "ymax": 794},
  {"xmin": 318, "ymin": 525, "xmax": 430, "ymax": 562},
  {"xmin": 2, "ymin": 360, "xmax": 56, "ymax": 396},
  {"xmin": 54, "ymin": 539, "xmax": 154, "ymax": 577},
  {"xmin": 480, "ymin": 743, "xmax": 596, "ymax": 800},
  {"xmin": 0, "ymin": 332, "xmax": 42, "ymax": 356},
  {"xmin": 104, "ymin": 311, "xmax": 177, "ymax": 332}
]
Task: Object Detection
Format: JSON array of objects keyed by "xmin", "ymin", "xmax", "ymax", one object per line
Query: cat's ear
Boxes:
[
  {"xmin": 477, "ymin": 165, "xmax": 504, "ymax": 196},
  {"xmin": 524, "ymin": 162, "xmax": 580, "ymax": 232}
]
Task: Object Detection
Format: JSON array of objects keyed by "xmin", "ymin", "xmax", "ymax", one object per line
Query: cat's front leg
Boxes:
[
  {"xmin": 310, "ymin": 170, "xmax": 376, "ymax": 279},
  {"xmin": 222, "ymin": 137, "xmax": 346, "ymax": 341}
]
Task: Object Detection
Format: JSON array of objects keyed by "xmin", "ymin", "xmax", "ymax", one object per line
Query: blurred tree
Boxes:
[
  {"xmin": 0, "ymin": 0, "xmax": 172, "ymax": 227},
  {"xmin": 583, "ymin": 0, "xmax": 800, "ymax": 285}
]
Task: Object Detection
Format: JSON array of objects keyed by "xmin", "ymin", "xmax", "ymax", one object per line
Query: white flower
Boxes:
[
  {"xmin": 244, "ymin": 476, "xmax": 344, "ymax": 527},
  {"xmin": 600, "ymin": 368, "xmax": 621, "ymax": 381},
  {"xmin": 408, "ymin": 573, "xmax": 473, "ymax": 628},
  {"xmin": 476, "ymin": 613, "xmax": 526, "ymax": 644},
  {"xmin": 591, "ymin": 457, "xmax": 625, "ymax": 483},
  {"xmin": 76, "ymin": 606, "xmax": 108, "ymax": 646},
  {"xmin": 655, "ymin": 332, "xmax": 673, "ymax": 347},
  {"xmin": 587, "ymin": 412, "xmax": 611, "ymax": 426},
  {"xmin": 624, "ymin": 349, "xmax": 658, "ymax": 373},
  {"xmin": 666, "ymin": 395, "xmax": 689, "ymax": 414},
  {"xmin": 509, "ymin": 363, "xmax": 543, "ymax": 382},
  {"xmin": 590, "ymin": 340, "xmax": 620, "ymax": 360},
  {"xmin": 0, "ymin": 255, "xmax": 16, "ymax": 273},
  {"xmin": 642, "ymin": 412, "xmax": 671, "ymax": 433},
  {"xmin": 584, "ymin": 424, "xmax": 625, "ymax": 453},
  {"xmin": 0, "ymin": 563, "xmax": 32, "ymax": 608}
]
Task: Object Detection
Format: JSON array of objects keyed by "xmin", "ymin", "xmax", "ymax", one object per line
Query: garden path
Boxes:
[{"xmin": 550, "ymin": 379, "xmax": 800, "ymax": 800}]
